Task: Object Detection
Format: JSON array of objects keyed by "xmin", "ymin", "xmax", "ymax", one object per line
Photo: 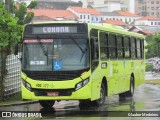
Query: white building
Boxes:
[
  {"xmin": 82, "ymin": 0, "xmax": 135, "ymax": 13},
  {"xmin": 102, "ymin": 10, "xmax": 141, "ymax": 24},
  {"xmin": 82, "ymin": 0, "xmax": 121, "ymax": 12},
  {"xmin": 67, "ymin": 6, "xmax": 102, "ymax": 23},
  {"xmin": 134, "ymin": 16, "xmax": 160, "ymax": 26}
]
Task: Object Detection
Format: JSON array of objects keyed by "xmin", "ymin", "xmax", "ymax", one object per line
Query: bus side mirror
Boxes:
[{"xmin": 14, "ymin": 42, "xmax": 19, "ymax": 56}]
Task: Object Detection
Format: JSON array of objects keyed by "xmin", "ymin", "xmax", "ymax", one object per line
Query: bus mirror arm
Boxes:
[
  {"xmin": 14, "ymin": 42, "xmax": 19, "ymax": 56},
  {"xmin": 14, "ymin": 42, "xmax": 22, "ymax": 61}
]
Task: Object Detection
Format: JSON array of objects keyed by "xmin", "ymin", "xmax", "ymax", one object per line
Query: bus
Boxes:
[{"xmin": 14, "ymin": 22, "xmax": 145, "ymax": 108}]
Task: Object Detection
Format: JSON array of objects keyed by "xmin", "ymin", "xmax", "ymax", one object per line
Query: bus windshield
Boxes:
[{"xmin": 22, "ymin": 38, "xmax": 89, "ymax": 71}]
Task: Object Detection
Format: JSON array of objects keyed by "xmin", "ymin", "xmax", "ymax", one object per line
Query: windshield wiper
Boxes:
[
  {"xmin": 80, "ymin": 41, "xmax": 88, "ymax": 62},
  {"xmin": 69, "ymin": 36, "xmax": 87, "ymax": 62},
  {"xmin": 36, "ymin": 36, "xmax": 48, "ymax": 57},
  {"xmin": 69, "ymin": 36, "xmax": 85, "ymax": 54}
]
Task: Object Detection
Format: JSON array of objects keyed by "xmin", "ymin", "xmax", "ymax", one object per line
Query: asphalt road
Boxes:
[{"xmin": 1, "ymin": 83, "xmax": 160, "ymax": 120}]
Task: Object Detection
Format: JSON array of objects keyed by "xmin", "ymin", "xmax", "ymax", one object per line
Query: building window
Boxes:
[
  {"xmin": 151, "ymin": 12, "xmax": 154, "ymax": 15},
  {"xmin": 156, "ymin": 1, "xmax": 159, "ymax": 4},
  {"xmin": 84, "ymin": 15, "xmax": 85, "ymax": 19},
  {"xmin": 96, "ymin": 17, "xmax": 98, "ymax": 21},
  {"xmin": 151, "ymin": 22, "xmax": 153, "ymax": 25},
  {"xmin": 88, "ymin": 15, "xmax": 90, "ymax": 19},
  {"xmin": 155, "ymin": 22, "xmax": 157, "ymax": 25},
  {"xmin": 151, "ymin": 7, "xmax": 154, "ymax": 10},
  {"xmin": 151, "ymin": 1, "xmax": 154, "ymax": 4},
  {"xmin": 80, "ymin": 15, "xmax": 82, "ymax": 19},
  {"xmin": 92, "ymin": 17, "xmax": 94, "ymax": 21},
  {"xmin": 158, "ymin": 22, "xmax": 160, "ymax": 25}
]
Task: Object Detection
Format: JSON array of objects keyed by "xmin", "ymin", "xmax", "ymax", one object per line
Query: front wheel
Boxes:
[
  {"xmin": 92, "ymin": 83, "xmax": 106, "ymax": 106},
  {"xmin": 39, "ymin": 100, "xmax": 55, "ymax": 108},
  {"xmin": 119, "ymin": 76, "xmax": 134, "ymax": 100}
]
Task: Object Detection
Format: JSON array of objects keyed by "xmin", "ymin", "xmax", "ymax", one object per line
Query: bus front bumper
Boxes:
[{"xmin": 21, "ymin": 79, "xmax": 91, "ymax": 100}]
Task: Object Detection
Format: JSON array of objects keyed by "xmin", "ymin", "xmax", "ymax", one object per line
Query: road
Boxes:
[{"xmin": 1, "ymin": 83, "xmax": 160, "ymax": 120}]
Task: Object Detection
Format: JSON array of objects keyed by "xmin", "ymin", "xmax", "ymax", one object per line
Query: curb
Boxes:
[{"xmin": 0, "ymin": 101, "xmax": 38, "ymax": 107}]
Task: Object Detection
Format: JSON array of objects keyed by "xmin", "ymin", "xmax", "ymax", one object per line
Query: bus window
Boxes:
[
  {"xmin": 130, "ymin": 37, "xmax": 136, "ymax": 59},
  {"xmin": 117, "ymin": 35, "xmax": 124, "ymax": 59},
  {"xmin": 123, "ymin": 36, "xmax": 130, "ymax": 59},
  {"xmin": 136, "ymin": 39, "xmax": 141, "ymax": 59},
  {"xmin": 108, "ymin": 34, "xmax": 117, "ymax": 59},
  {"xmin": 100, "ymin": 32, "xmax": 108, "ymax": 60},
  {"xmin": 141, "ymin": 39, "xmax": 144, "ymax": 58}
]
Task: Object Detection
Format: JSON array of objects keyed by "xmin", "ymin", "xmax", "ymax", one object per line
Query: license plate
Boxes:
[{"xmin": 47, "ymin": 92, "xmax": 59, "ymax": 96}]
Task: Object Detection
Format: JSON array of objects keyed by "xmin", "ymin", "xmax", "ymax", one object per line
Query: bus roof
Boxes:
[{"xmin": 88, "ymin": 23, "xmax": 145, "ymax": 39}]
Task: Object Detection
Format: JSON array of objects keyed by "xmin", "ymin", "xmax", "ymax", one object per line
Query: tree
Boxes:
[
  {"xmin": 145, "ymin": 35, "xmax": 160, "ymax": 58},
  {"xmin": 15, "ymin": 2, "xmax": 27, "ymax": 25},
  {"xmin": 15, "ymin": 1, "xmax": 37, "ymax": 25},
  {"xmin": 27, "ymin": 0, "xmax": 37, "ymax": 9},
  {"xmin": 0, "ymin": 3, "xmax": 22, "ymax": 100}
]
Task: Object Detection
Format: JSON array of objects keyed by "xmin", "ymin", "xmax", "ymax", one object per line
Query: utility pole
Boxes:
[{"xmin": 5, "ymin": 0, "xmax": 10, "ymax": 12}]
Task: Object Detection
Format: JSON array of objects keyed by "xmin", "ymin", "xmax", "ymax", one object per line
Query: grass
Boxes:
[{"xmin": 145, "ymin": 79, "xmax": 160, "ymax": 85}]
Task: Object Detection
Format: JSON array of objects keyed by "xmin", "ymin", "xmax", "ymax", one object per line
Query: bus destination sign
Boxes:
[{"xmin": 32, "ymin": 26, "xmax": 78, "ymax": 34}]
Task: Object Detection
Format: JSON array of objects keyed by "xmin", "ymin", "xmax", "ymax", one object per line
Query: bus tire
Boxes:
[
  {"xmin": 119, "ymin": 76, "xmax": 134, "ymax": 100},
  {"xmin": 39, "ymin": 100, "xmax": 55, "ymax": 108},
  {"xmin": 92, "ymin": 83, "xmax": 106, "ymax": 106},
  {"xmin": 126, "ymin": 76, "xmax": 134, "ymax": 97}
]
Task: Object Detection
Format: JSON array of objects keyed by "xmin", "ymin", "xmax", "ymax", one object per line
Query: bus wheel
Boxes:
[
  {"xmin": 93, "ymin": 83, "xmax": 106, "ymax": 106},
  {"xmin": 39, "ymin": 100, "xmax": 55, "ymax": 108},
  {"xmin": 126, "ymin": 76, "xmax": 134, "ymax": 97}
]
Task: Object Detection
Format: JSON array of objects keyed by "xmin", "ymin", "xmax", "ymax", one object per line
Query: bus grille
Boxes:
[
  {"xmin": 22, "ymin": 70, "xmax": 86, "ymax": 81},
  {"xmin": 32, "ymin": 88, "xmax": 74, "ymax": 96}
]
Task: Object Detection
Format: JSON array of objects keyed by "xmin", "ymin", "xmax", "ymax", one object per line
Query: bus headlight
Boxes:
[
  {"xmin": 75, "ymin": 78, "xmax": 89, "ymax": 91},
  {"xmin": 22, "ymin": 79, "xmax": 32, "ymax": 91}
]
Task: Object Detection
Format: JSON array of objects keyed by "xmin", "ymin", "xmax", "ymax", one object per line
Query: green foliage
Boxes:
[
  {"xmin": 24, "ymin": 12, "xmax": 34, "ymax": 24},
  {"xmin": 145, "ymin": 34, "xmax": 160, "ymax": 59},
  {"xmin": 14, "ymin": 1, "xmax": 37, "ymax": 25},
  {"xmin": 0, "ymin": 3, "xmax": 22, "ymax": 47},
  {"xmin": 27, "ymin": 0, "xmax": 37, "ymax": 9},
  {"xmin": 15, "ymin": 2, "xmax": 27, "ymax": 25},
  {"xmin": 145, "ymin": 63, "xmax": 153, "ymax": 72}
]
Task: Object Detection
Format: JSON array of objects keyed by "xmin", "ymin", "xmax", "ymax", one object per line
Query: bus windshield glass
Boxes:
[{"xmin": 22, "ymin": 38, "xmax": 89, "ymax": 71}]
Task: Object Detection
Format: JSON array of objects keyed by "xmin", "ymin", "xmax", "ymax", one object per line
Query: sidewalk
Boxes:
[{"xmin": 0, "ymin": 100, "xmax": 38, "ymax": 107}]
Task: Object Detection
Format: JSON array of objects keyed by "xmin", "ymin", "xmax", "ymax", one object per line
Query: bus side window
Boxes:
[
  {"xmin": 100, "ymin": 32, "xmax": 108, "ymax": 60},
  {"xmin": 130, "ymin": 37, "xmax": 136, "ymax": 59},
  {"xmin": 123, "ymin": 36, "xmax": 131, "ymax": 59},
  {"xmin": 141, "ymin": 39, "xmax": 144, "ymax": 59},
  {"xmin": 90, "ymin": 29, "xmax": 99, "ymax": 60},
  {"xmin": 117, "ymin": 35, "xmax": 124, "ymax": 59},
  {"xmin": 136, "ymin": 38, "xmax": 141, "ymax": 59},
  {"xmin": 108, "ymin": 34, "xmax": 116, "ymax": 59}
]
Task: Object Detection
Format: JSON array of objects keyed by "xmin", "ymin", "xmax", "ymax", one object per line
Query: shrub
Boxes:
[{"xmin": 145, "ymin": 63, "xmax": 153, "ymax": 72}]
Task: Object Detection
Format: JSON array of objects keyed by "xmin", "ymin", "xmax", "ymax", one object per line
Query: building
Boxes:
[
  {"xmin": 28, "ymin": 9, "xmax": 78, "ymax": 22},
  {"xmin": 102, "ymin": 20, "xmax": 128, "ymax": 28},
  {"xmin": 82, "ymin": 0, "xmax": 135, "ymax": 13},
  {"xmin": 67, "ymin": 6, "xmax": 102, "ymax": 23},
  {"xmin": 134, "ymin": 16, "xmax": 160, "ymax": 26},
  {"xmin": 129, "ymin": 26, "xmax": 153, "ymax": 35},
  {"xmin": 35, "ymin": 0, "xmax": 82, "ymax": 10},
  {"xmin": 102, "ymin": 10, "xmax": 141, "ymax": 24},
  {"xmin": 82, "ymin": 0, "xmax": 121, "ymax": 12},
  {"xmin": 136, "ymin": 0, "xmax": 160, "ymax": 18},
  {"xmin": 15, "ymin": 0, "xmax": 82, "ymax": 9},
  {"xmin": 15, "ymin": 0, "xmax": 32, "ymax": 5},
  {"xmin": 133, "ymin": 16, "xmax": 160, "ymax": 34},
  {"xmin": 121, "ymin": 0, "xmax": 135, "ymax": 13}
]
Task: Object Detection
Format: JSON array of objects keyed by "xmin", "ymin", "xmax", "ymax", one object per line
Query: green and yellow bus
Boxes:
[{"xmin": 15, "ymin": 22, "xmax": 145, "ymax": 108}]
